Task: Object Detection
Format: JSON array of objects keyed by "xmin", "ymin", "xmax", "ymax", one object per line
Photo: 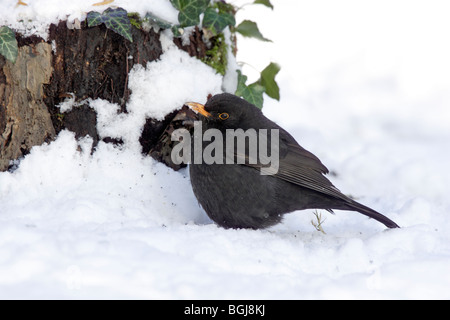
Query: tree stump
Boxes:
[{"xmin": 0, "ymin": 20, "xmax": 209, "ymax": 172}]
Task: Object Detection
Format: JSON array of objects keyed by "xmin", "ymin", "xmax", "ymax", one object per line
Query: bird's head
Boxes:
[{"xmin": 185, "ymin": 93, "xmax": 262, "ymax": 130}]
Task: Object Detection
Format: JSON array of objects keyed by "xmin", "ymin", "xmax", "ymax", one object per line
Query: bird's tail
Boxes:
[{"xmin": 341, "ymin": 199, "xmax": 400, "ymax": 229}]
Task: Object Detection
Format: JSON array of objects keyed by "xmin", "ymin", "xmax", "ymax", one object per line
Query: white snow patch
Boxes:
[
  {"xmin": 0, "ymin": 0, "xmax": 449, "ymax": 299},
  {"xmin": 126, "ymin": 46, "xmax": 223, "ymax": 121},
  {"xmin": 0, "ymin": 0, "xmax": 178, "ymax": 40}
]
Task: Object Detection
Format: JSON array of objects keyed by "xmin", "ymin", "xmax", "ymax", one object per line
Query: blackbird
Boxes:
[{"xmin": 185, "ymin": 93, "xmax": 399, "ymax": 230}]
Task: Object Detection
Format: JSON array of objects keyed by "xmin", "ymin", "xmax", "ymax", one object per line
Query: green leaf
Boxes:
[
  {"xmin": 259, "ymin": 62, "xmax": 280, "ymax": 100},
  {"xmin": 170, "ymin": 0, "xmax": 210, "ymax": 27},
  {"xmin": 235, "ymin": 70, "xmax": 265, "ymax": 109},
  {"xmin": 171, "ymin": 25, "xmax": 184, "ymax": 37},
  {"xmin": 245, "ymin": 82, "xmax": 265, "ymax": 109},
  {"xmin": 235, "ymin": 20, "xmax": 271, "ymax": 42},
  {"xmin": 254, "ymin": 0, "xmax": 274, "ymax": 9},
  {"xmin": 0, "ymin": 26, "xmax": 18, "ymax": 64},
  {"xmin": 145, "ymin": 12, "xmax": 173, "ymax": 29},
  {"xmin": 87, "ymin": 11, "xmax": 103, "ymax": 27},
  {"xmin": 202, "ymin": 8, "xmax": 235, "ymax": 35},
  {"xmin": 86, "ymin": 7, "xmax": 133, "ymax": 42},
  {"xmin": 235, "ymin": 69, "xmax": 249, "ymax": 97},
  {"xmin": 103, "ymin": 8, "xmax": 133, "ymax": 42}
]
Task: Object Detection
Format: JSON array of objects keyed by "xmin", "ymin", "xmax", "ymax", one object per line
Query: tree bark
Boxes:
[{"xmin": 0, "ymin": 42, "xmax": 55, "ymax": 171}]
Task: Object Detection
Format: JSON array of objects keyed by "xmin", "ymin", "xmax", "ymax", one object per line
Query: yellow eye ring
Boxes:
[{"xmin": 219, "ymin": 113, "xmax": 229, "ymax": 120}]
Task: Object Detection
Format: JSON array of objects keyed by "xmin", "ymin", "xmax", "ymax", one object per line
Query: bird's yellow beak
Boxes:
[{"xmin": 185, "ymin": 102, "xmax": 211, "ymax": 118}]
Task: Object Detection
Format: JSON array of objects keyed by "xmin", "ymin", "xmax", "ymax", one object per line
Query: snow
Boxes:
[
  {"xmin": 0, "ymin": 0, "xmax": 179, "ymax": 40},
  {"xmin": 88, "ymin": 45, "xmax": 223, "ymax": 150},
  {"xmin": 126, "ymin": 46, "xmax": 223, "ymax": 121},
  {"xmin": 1, "ymin": 0, "xmax": 450, "ymax": 299}
]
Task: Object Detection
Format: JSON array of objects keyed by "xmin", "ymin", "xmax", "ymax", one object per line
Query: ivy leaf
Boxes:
[
  {"xmin": 253, "ymin": 0, "xmax": 274, "ymax": 9},
  {"xmin": 235, "ymin": 70, "xmax": 265, "ymax": 109},
  {"xmin": 170, "ymin": 0, "xmax": 209, "ymax": 27},
  {"xmin": 0, "ymin": 26, "xmax": 18, "ymax": 63},
  {"xmin": 102, "ymin": 8, "xmax": 133, "ymax": 42},
  {"xmin": 87, "ymin": 7, "xmax": 133, "ymax": 42},
  {"xmin": 235, "ymin": 20, "xmax": 271, "ymax": 42},
  {"xmin": 171, "ymin": 25, "xmax": 184, "ymax": 37},
  {"xmin": 235, "ymin": 70, "xmax": 249, "ymax": 97},
  {"xmin": 86, "ymin": 11, "xmax": 103, "ymax": 27},
  {"xmin": 145, "ymin": 12, "xmax": 173, "ymax": 29},
  {"xmin": 245, "ymin": 82, "xmax": 265, "ymax": 109},
  {"xmin": 202, "ymin": 8, "xmax": 235, "ymax": 35},
  {"xmin": 259, "ymin": 62, "xmax": 280, "ymax": 100}
]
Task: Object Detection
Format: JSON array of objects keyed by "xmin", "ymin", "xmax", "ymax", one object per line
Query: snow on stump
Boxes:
[{"xmin": 0, "ymin": 20, "xmax": 205, "ymax": 172}]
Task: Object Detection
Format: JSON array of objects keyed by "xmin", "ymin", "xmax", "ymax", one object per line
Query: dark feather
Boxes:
[{"xmin": 189, "ymin": 93, "xmax": 399, "ymax": 229}]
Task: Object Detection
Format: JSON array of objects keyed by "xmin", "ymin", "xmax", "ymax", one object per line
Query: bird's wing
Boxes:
[
  {"xmin": 275, "ymin": 139, "xmax": 348, "ymax": 200},
  {"xmin": 240, "ymin": 130, "xmax": 349, "ymax": 201}
]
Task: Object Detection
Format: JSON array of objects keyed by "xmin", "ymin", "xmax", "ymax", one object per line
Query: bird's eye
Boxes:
[{"xmin": 218, "ymin": 113, "xmax": 229, "ymax": 120}]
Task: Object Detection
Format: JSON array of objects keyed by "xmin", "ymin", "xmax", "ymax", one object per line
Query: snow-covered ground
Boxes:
[{"xmin": 1, "ymin": 0, "xmax": 450, "ymax": 299}]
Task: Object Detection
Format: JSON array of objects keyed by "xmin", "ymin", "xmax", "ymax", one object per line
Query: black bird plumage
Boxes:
[{"xmin": 186, "ymin": 93, "xmax": 399, "ymax": 230}]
